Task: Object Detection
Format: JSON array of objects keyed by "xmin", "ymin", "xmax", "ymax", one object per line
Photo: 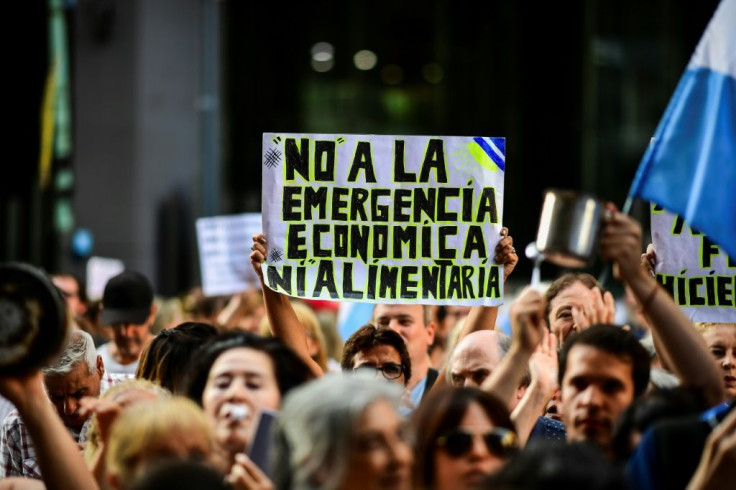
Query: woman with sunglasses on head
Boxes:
[{"xmin": 410, "ymin": 386, "xmax": 518, "ymax": 490}]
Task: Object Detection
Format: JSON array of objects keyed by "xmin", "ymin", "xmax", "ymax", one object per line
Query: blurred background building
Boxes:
[{"xmin": 1, "ymin": 0, "xmax": 720, "ymax": 296}]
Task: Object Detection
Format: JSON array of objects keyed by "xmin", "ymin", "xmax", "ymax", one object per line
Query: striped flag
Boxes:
[{"xmin": 628, "ymin": 0, "xmax": 736, "ymax": 260}]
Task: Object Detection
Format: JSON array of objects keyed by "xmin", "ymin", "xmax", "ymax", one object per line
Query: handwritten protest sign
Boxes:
[
  {"xmin": 196, "ymin": 213, "xmax": 262, "ymax": 297},
  {"xmin": 261, "ymin": 133, "xmax": 506, "ymax": 305},
  {"xmin": 651, "ymin": 204, "xmax": 735, "ymax": 322}
]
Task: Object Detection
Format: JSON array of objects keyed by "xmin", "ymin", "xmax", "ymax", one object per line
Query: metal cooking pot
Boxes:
[
  {"xmin": 535, "ymin": 189, "xmax": 605, "ymax": 268},
  {"xmin": 0, "ymin": 263, "xmax": 69, "ymax": 374}
]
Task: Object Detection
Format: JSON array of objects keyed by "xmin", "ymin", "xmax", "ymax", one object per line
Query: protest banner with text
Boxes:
[
  {"xmin": 261, "ymin": 133, "xmax": 506, "ymax": 305},
  {"xmin": 651, "ymin": 204, "xmax": 735, "ymax": 322}
]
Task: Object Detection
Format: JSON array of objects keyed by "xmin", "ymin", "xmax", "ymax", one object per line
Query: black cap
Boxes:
[{"xmin": 101, "ymin": 270, "xmax": 153, "ymax": 325}]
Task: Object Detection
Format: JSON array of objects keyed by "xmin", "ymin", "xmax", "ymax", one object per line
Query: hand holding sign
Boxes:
[
  {"xmin": 641, "ymin": 243, "xmax": 657, "ymax": 278},
  {"xmin": 494, "ymin": 227, "xmax": 518, "ymax": 283},
  {"xmin": 250, "ymin": 234, "xmax": 268, "ymax": 283},
  {"xmin": 651, "ymin": 206, "xmax": 735, "ymax": 322}
]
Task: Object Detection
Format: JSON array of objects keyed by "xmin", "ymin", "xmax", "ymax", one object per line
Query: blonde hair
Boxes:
[
  {"xmin": 260, "ymin": 300, "xmax": 329, "ymax": 371},
  {"xmin": 84, "ymin": 379, "xmax": 170, "ymax": 465},
  {"xmin": 106, "ymin": 397, "xmax": 211, "ymax": 482},
  {"xmin": 694, "ymin": 322, "xmax": 736, "ymax": 333}
]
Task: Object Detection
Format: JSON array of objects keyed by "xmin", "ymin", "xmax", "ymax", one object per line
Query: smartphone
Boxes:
[{"xmin": 247, "ymin": 409, "xmax": 278, "ymax": 477}]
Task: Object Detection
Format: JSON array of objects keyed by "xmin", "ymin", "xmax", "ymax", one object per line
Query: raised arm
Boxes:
[
  {"xmin": 0, "ymin": 371, "xmax": 98, "ymax": 490},
  {"xmin": 686, "ymin": 405, "xmax": 736, "ymax": 490},
  {"xmin": 509, "ymin": 331, "xmax": 558, "ymax": 445},
  {"xmin": 458, "ymin": 227, "xmax": 518, "ymax": 338},
  {"xmin": 599, "ymin": 205, "xmax": 725, "ymax": 406},
  {"xmin": 430, "ymin": 228, "xmax": 518, "ymax": 393},
  {"xmin": 250, "ymin": 234, "xmax": 324, "ymax": 378},
  {"xmin": 480, "ymin": 287, "xmax": 546, "ymax": 409},
  {"xmin": 479, "ymin": 287, "xmax": 552, "ymax": 445}
]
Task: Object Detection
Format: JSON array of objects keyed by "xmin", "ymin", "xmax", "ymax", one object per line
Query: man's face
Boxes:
[
  {"xmin": 374, "ymin": 304, "xmax": 434, "ymax": 376},
  {"xmin": 53, "ymin": 275, "xmax": 86, "ymax": 317},
  {"xmin": 561, "ymin": 344, "xmax": 635, "ymax": 449},
  {"xmin": 548, "ymin": 281, "xmax": 592, "ymax": 343},
  {"xmin": 438, "ymin": 306, "xmax": 471, "ymax": 343},
  {"xmin": 352, "ymin": 344, "xmax": 407, "ymax": 386},
  {"xmin": 448, "ymin": 333, "xmax": 502, "ymax": 388},
  {"xmin": 45, "ymin": 360, "xmax": 103, "ymax": 432},
  {"xmin": 110, "ymin": 322, "xmax": 152, "ymax": 362}
]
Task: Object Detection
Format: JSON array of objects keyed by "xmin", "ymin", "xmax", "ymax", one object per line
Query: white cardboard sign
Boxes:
[
  {"xmin": 261, "ymin": 133, "xmax": 506, "ymax": 305},
  {"xmin": 651, "ymin": 205, "xmax": 735, "ymax": 322},
  {"xmin": 196, "ymin": 213, "xmax": 262, "ymax": 297}
]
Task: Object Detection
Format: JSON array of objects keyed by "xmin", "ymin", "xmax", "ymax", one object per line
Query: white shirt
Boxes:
[{"xmin": 97, "ymin": 342, "xmax": 139, "ymax": 375}]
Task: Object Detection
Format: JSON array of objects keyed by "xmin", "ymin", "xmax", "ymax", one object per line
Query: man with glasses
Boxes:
[
  {"xmin": 373, "ymin": 303, "xmax": 438, "ymax": 408},
  {"xmin": 341, "ymin": 324, "xmax": 411, "ymax": 387}
]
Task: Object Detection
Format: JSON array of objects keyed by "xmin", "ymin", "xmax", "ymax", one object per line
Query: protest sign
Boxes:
[
  {"xmin": 261, "ymin": 133, "xmax": 506, "ymax": 305},
  {"xmin": 86, "ymin": 256, "xmax": 124, "ymax": 301},
  {"xmin": 651, "ymin": 204, "xmax": 735, "ymax": 322},
  {"xmin": 196, "ymin": 213, "xmax": 262, "ymax": 297}
]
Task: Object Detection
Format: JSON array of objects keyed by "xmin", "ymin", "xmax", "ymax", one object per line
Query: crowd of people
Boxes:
[{"xmin": 0, "ymin": 205, "xmax": 734, "ymax": 489}]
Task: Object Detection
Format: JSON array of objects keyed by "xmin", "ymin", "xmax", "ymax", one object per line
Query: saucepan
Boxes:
[
  {"xmin": 0, "ymin": 263, "xmax": 69, "ymax": 374},
  {"xmin": 533, "ymin": 189, "xmax": 605, "ymax": 268}
]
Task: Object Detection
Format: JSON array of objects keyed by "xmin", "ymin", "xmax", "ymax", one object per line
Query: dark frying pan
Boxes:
[{"xmin": 0, "ymin": 263, "xmax": 69, "ymax": 374}]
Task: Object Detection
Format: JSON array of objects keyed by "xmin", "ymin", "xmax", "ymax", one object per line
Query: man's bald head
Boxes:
[{"xmin": 446, "ymin": 330, "xmax": 510, "ymax": 387}]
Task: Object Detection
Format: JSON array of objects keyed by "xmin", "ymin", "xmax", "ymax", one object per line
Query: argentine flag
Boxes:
[{"xmin": 629, "ymin": 0, "xmax": 736, "ymax": 260}]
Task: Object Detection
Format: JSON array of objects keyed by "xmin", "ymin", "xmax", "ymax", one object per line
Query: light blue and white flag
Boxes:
[
  {"xmin": 337, "ymin": 302, "xmax": 375, "ymax": 341},
  {"xmin": 628, "ymin": 0, "xmax": 736, "ymax": 260}
]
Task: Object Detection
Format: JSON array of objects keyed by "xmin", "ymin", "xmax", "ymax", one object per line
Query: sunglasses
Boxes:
[
  {"xmin": 436, "ymin": 428, "xmax": 518, "ymax": 458},
  {"xmin": 353, "ymin": 362, "xmax": 405, "ymax": 380}
]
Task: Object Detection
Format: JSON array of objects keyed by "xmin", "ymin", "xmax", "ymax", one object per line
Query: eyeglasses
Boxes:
[
  {"xmin": 436, "ymin": 428, "xmax": 518, "ymax": 458},
  {"xmin": 353, "ymin": 362, "xmax": 405, "ymax": 380}
]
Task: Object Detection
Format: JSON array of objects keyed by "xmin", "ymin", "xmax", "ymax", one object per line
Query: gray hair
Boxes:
[
  {"xmin": 42, "ymin": 329, "xmax": 97, "ymax": 376},
  {"xmin": 272, "ymin": 373, "xmax": 403, "ymax": 490},
  {"xmin": 497, "ymin": 332, "xmax": 512, "ymax": 356}
]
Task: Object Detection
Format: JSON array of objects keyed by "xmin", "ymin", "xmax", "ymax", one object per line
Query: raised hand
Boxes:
[
  {"xmin": 227, "ymin": 453, "xmax": 274, "ymax": 490},
  {"xmin": 570, "ymin": 286, "xmax": 616, "ymax": 331},
  {"xmin": 529, "ymin": 329, "xmax": 559, "ymax": 393},
  {"xmin": 509, "ymin": 287, "xmax": 547, "ymax": 354},
  {"xmin": 250, "ymin": 234, "xmax": 268, "ymax": 282},
  {"xmin": 494, "ymin": 227, "xmax": 519, "ymax": 283},
  {"xmin": 599, "ymin": 204, "xmax": 645, "ymax": 281},
  {"xmin": 641, "ymin": 243, "xmax": 657, "ymax": 278}
]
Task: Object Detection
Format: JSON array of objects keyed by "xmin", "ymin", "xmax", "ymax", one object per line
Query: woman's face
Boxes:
[
  {"xmin": 702, "ymin": 326, "xmax": 736, "ymax": 398},
  {"xmin": 339, "ymin": 399, "xmax": 413, "ymax": 490},
  {"xmin": 201, "ymin": 348, "xmax": 281, "ymax": 455},
  {"xmin": 433, "ymin": 401, "xmax": 509, "ymax": 490}
]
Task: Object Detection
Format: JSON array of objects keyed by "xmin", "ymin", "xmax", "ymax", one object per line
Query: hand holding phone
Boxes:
[{"xmin": 247, "ymin": 409, "xmax": 278, "ymax": 478}]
